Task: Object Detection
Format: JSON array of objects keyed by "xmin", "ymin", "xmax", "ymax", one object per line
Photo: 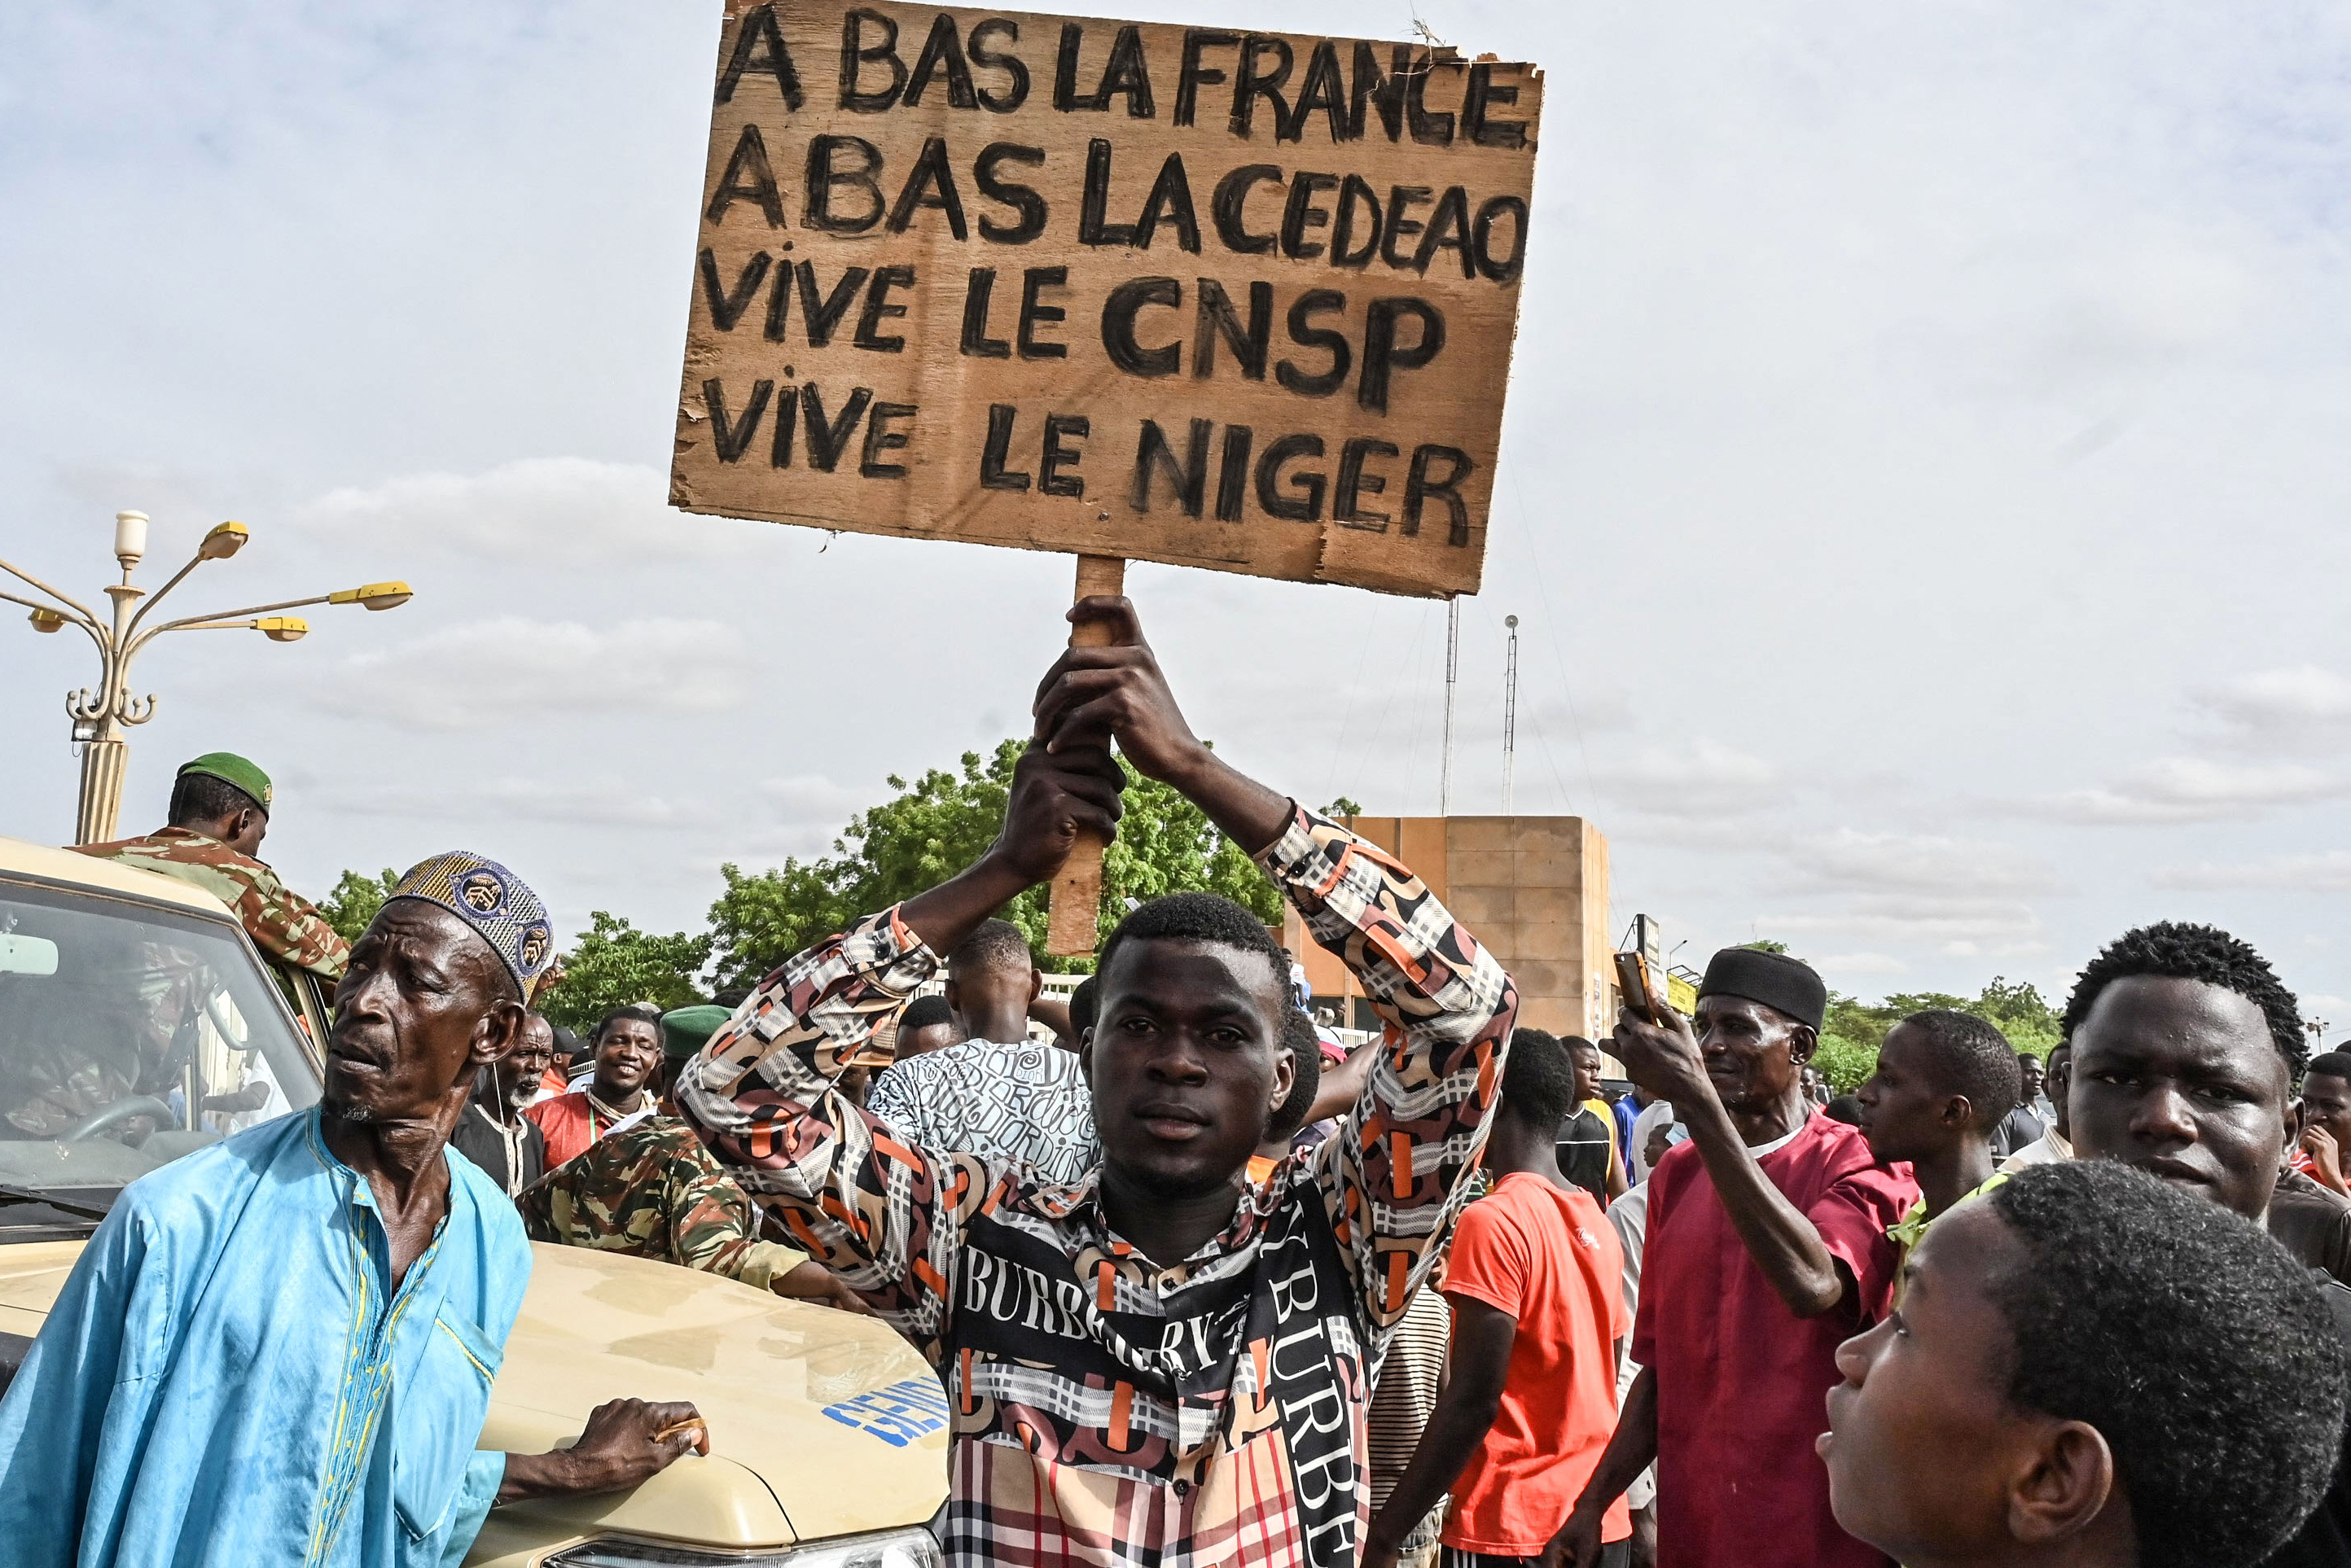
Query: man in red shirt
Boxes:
[
  {"xmin": 529, "ymin": 1003, "xmax": 663, "ymax": 1169},
  {"xmin": 1552, "ymin": 947, "xmax": 1918, "ymax": 1568},
  {"xmin": 1366, "ymin": 1030, "xmax": 1631, "ymax": 1568}
]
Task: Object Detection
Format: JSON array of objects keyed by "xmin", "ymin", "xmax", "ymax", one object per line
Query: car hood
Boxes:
[{"xmin": 0, "ymin": 1239, "xmax": 947, "ymax": 1554}]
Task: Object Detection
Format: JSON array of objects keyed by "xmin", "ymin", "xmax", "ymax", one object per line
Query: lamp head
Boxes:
[
  {"xmin": 198, "ymin": 522, "xmax": 248, "ymax": 561},
  {"xmin": 28, "ymin": 608, "xmax": 65, "ymax": 634},
  {"xmin": 112, "ymin": 511, "xmax": 149, "ymax": 572},
  {"xmin": 255, "ymin": 617, "xmax": 309, "ymax": 643},
  {"xmin": 1506, "ymin": 615, "xmax": 1519, "ymax": 629},
  {"xmin": 330, "ymin": 580, "xmax": 413, "ymax": 611}
]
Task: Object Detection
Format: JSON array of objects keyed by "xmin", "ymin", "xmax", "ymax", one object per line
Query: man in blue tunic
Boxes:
[{"xmin": 0, "ymin": 852, "xmax": 704, "ymax": 1566}]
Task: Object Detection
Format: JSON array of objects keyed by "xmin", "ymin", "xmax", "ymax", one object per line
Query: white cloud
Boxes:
[
  {"xmin": 2191, "ymin": 666, "xmax": 2351, "ymax": 752},
  {"xmin": 1591, "ymin": 739, "xmax": 1783, "ymax": 821},
  {"xmin": 1787, "ymin": 830, "xmax": 2062, "ymax": 898},
  {"xmin": 2021, "ymin": 758, "xmax": 2350, "ymax": 825},
  {"xmin": 316, "ymin": 776, "xmax": 717, "ymax": 829},
  {"xmin": 313, "ymin": 615, "xmax": 752, "ymax": 730},
  {"xmin": 1765, "ymin": 901, "xmax": 2046, "ymax": 944},
  {"xmin": 1815, "ymin": 951, "xmax": 1910, "ymax": 977},
  {"xmin": 2153, "ymin": 852, "xmax": 2351, "ymax": 893},
  {"xmin": 292, "ymin": 458, "xmax": 765, "ymax": 566}
]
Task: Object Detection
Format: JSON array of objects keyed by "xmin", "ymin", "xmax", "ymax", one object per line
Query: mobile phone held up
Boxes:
[{"xmin": 1615, "ymin": 949, "xmax": 1664, "ymax": 1027}]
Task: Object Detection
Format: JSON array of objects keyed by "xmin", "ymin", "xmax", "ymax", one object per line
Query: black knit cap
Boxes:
[{"xmin": 1698, "ymin": 948, "xmax": 1827, "ymax": 1031}]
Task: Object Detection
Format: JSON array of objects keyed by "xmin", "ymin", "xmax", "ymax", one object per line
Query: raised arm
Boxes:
[
  {"xmin": 1615, "ymin": 1008, "xmax": 1847, "ymax": 1318},
  {"xmin": 674, "ymin": 742, "xmax": 1124, "ymax": 1343},
  {"xmin": 1034, "ymin": 597, "xmax": 1517, "ymax": 1327}
]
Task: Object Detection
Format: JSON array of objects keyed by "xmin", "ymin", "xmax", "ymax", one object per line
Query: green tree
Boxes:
[
  {"xmin": 1807, "ymin": 977, "xmax": 2064, "ymax": 1092},
  {"xmin": 319, "ymin": 867, "xmax": 400, "ymax": 945},
  {"xmin": 706, "ymin": 739, "xmax": 1280, "ymax": 992},
  {"xmin": 541, "ymin": 911, "xmax": 713, "ymax": 1034}
]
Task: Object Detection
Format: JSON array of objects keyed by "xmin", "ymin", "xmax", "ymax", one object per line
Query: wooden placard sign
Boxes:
[{"xmin": 671, "ymin": 1, "xmax": 1543, "ymax": 598}]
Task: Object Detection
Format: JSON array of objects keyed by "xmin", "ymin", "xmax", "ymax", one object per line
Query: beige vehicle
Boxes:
[{"xmin": 0, "ymin": 834, "xmax": 946, "ymax": 1566}]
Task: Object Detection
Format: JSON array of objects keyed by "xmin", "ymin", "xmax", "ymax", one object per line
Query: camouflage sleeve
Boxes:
[
  {"xmin": 234, "ymin": 864, "xmax": 351, "ymax": 981},
  {"xmin": 1270, "ymin": 807, "xmax": 1518, "ymax": 1334},
  {"xmin": 674, "ymin": 907, "xmax": 998, "ymax": 1353},
  {"xmin": 663, "ymin": 1135, "xmax": 809, "ymax": 1294}
]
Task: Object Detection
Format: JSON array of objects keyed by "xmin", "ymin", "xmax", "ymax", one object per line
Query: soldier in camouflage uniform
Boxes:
[
  {"xmin": 27, "ymin": 754, "xmax": 344, "ymax": 1138},
  {"xmin": 517, "ymin": 1115, "xmax": 866, "ymax": 1312},
  {"xmin": 74, "ymin": 752, "xmax": 349, "ymax": 981}
]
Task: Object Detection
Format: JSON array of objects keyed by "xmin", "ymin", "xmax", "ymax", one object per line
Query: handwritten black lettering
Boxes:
[
  {"xmin": 1133, "ymin": 155, "xmax": 1202, "ymax": 252},
  {"xmin": 886, "ymin": 137, "xmax": 968, "ymax": 239},
  {"xmin": 1277, "ymin": 290, "xmax": 1351, "ymax": 398},
  {"xmin": 802, "ymin": 383, "xmax": 873, "ymax": 471},
  {"xmin": 903, "ymin": 13, "xmax": 978, "ymax": 109},
  {"xmin": 1359, "ymin": 297, "xmax": 1444, "ymax": 414},
  {"xmin": 969, "ymin": 20, "xmax": 1029, "ymax": 112},
  {"xmin": 1018, "ymin": 266, "xmax": 1068, "ymax": 359},
  {"xmin": 698, "ymin": 248, "xmax": 772, "ymax": 331},
  {"xmin": 1257, "ymin": 433, "xmax": 1326, "ymax": 520},
  {"xmin": 840, "ymin": 8, "xmax": 906, "ymax": 112},
  {"xmin": 1103, "ymin": 277, "xmax": 1182, "ymax": 376},
  {"xmin": 706, "ymin": 124, "xmax": 784, "ymax": 227},
  {"xmin": 1042, "ymin": 414, "xmax": 1089, "ymax": 497},
  {"xmin": 704, "ymin": 377, "xmax": 773, "ymax": 462},
  {"xmin": 1132, "ymin": 417, "xmax": 1211, "ymax": 516},
  {"xmin": 1213, "ymin": 164, "xmax": 1281, "ymax": 255},
  {"xmin": 974, "ymin": 143, "xmax": 1047, "ymax": 243},
  {"xmin": 803, "ymin": 135, "xmax": 884, "ymax": 233},
  {"xmin": 1229, "ymin": 36, "xmax": 1293, "ymax": 138},
  {"xmin": 961, "ymin": 269, "xmax": 1011, "ymax": 358},
  {"xmin": 1175, "ymin": 29, "xmax": 1238, "ymax": 128},
  {"xmin": 716, "ymin": 4, "xmax": 803, "ymax": 110},
  {"xmin": 1406, "ymin": 444, "xmax": 1474, "ymax": 544},
  {"xmin": 979, "ymin": 403, "xmax": 1030, "ymax": 490},
  {"xmin": 854, "ymin": 265, "xmax": 915, "ymax": 353},
  {"xmin": 861, "ymin": 401, "xmax": 916, "ymax": 478},
  {"xmin": 1194, "ymin": 278, "xmax": 1271, "ymax": 380},
  {"xmin": 1335, "ymin": 437, "xmax": 1397, "ymax": 527}
]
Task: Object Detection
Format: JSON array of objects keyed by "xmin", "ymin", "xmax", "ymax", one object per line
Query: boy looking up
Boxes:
[{"xmin": 1822, "ymin": 1158, "xmax": 2348, "ymax": 1568}]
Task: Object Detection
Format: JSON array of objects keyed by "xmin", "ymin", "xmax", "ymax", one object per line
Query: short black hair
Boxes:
[
  {"xmin": 1098, "ymin": 891, "xmax": 1288, "ymax": 1003},
  {"xmin": 1897, "ymin": 1010, "xmax": 2020, "ymax": 1133},
  {"xmin": 1985, "ymin": 1161, "xmax": 2348, "ymax": 1568},
  {"xmin": 593, "ymin": 1002, "xmax": 662, "ymax": 1043},
  {"xmin": 949, "ymin": 918, "xmax": 1033, "ymax": 979},
  {"xmin": 2063, "ymin": 922, "xmax": 2306, "ymax": 1077},
  {"xmin": 167, "ymin": 769, "xmax": 260, "ymax": 828},
  {"xmin": 2306, "ymin": 1051, "xmax": 2351, "ymax": 1085},
  {"xmin": 898, "ymin": 994, "xmax": 954, "ymax": 1033},
  {"xmin": 1264, "ymin": 1010, "xmax": 1322, "ymax": 1144},
  {"xmin": 1500, "ymin": 1027, "xmax": 1577, "ymax": 1130},
  {"xmin": 1068, "ymin": 975, "xmax": 1099, "ymax": 1035},
  {"xmin": 1823, "ymin": 1094, "xmax": 1866, "ymax": 1126}
]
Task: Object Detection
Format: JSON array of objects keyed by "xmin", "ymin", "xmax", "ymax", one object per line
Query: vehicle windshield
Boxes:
[{"xmin": 0, "ymin": 874, "xmax": 321, "ymax": 1236}]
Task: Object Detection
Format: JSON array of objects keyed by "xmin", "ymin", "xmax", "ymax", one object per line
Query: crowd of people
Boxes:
[{"xmin": 2, "ymin": 601, "xmax": 2349, "ymax": 1568}]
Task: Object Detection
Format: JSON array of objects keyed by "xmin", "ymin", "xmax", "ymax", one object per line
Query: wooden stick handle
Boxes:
[{"xmin": 1046, "ymin": 554, "xmax": 1126, "ymax": 957}]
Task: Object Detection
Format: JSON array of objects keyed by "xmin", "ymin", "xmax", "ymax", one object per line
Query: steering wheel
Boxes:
[{"xmin": 61, "ymin": 1096, "xmax": 180, "ymax": 1145}]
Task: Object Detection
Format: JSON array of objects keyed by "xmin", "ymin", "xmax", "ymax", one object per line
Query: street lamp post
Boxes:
[{"xmin": 1, "ymin": 510, "xmax": 412, "ymax": 843}]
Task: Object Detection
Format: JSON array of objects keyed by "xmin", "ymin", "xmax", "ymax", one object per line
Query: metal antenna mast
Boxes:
[
  {"xmin": 1502, "ymin": 614, "xmax": 1520, "ymax": 814},
  {"xmin": 1439, "ymin": 598, "xmax": 1460, "ymax": 814}
]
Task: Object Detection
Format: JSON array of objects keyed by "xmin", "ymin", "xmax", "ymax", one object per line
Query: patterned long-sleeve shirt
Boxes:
[
  {"xmin": 76, "ymin": 828, "xmax": 351, "ymax": 980},
  {"xmin": 676, "ymin": 807, "xmax": 1515, "ymax": 1568},
  {"xmin": 517, "ymin": 1116, "xmax": 808, "ymax": 1294}
]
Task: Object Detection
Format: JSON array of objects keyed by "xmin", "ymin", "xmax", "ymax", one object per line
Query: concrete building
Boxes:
[{"xmin": 1283, "ymin": 814, "xmax": 1616, "ymax": 1042}]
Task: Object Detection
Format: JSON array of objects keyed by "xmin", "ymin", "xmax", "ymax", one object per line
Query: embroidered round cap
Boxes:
[
  {"xmin": 387, "ymin": 852, "xmax": 555, "ymax": 997},
  {"xmin": 659, "ymin": 1003, "xmax": 733, "ymax": 1061},
  {"xmin": 177, "ymin": 751, "xmax": 273, "ymax": 812}
]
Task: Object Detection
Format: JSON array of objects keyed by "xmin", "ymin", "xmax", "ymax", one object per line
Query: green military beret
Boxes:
[
  {"xmin": 660, "ymin": 1003, "xmax": 734, "ymax": 1061},
  {"xmin": 178, "ymin": 752, "xmax": 273, "ymax": 812}
]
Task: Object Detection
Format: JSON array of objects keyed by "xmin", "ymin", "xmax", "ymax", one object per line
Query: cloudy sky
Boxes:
[{"xmin": 5, "ymin": 2, "xmax": 2350, "ymax": 1022}]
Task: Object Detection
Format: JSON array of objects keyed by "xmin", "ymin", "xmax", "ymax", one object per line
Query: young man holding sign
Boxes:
[{"xmin": 677, "ymin": 598, "xmax": 1515, "ymax": 1568}]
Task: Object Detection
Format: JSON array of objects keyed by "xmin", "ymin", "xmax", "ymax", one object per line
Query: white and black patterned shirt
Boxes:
[{"xmin": 866, "ymin": 1036, "xmax": 1099, "ymax": 1185}]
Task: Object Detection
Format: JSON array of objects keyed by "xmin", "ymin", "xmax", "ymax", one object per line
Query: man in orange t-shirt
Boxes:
[{"xmin": 1365, "ymin": 1030, "xmax": 1633, "ymax": 1568}]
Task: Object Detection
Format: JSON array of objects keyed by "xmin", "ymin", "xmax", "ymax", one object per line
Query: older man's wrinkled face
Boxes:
[
  {"xmin": 330, "ymin": 900, "xmax": 520, "ymax": 1128},
  {"xmin": 508, "ymin": 1015, "xmax": 556, "ymax": 1111}
]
